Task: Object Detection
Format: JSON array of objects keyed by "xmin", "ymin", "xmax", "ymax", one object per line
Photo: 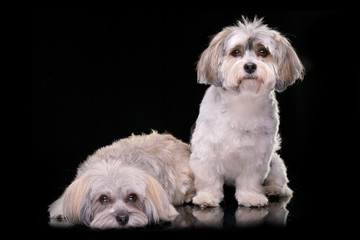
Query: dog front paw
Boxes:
[
  {"xmin": 236, "ymin": 192, "xmax": 268, "ymax": 207},
  {"xmin": 192, "ymin": 192, "xmax": 221, "ymax": 209},
  {"xmin": 264, "ymin": 184, "xmax": 293, "ymax": 197}
]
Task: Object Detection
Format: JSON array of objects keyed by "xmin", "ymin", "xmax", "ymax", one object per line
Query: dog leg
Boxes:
[
  {"xmin": 263, "ymin": 153, "xmax": 293, "ymax": 197},
  {"xmin": 191, "ymin": 162, "xmax": 224, "ymax": 208},
  {"xmin": 235, "ymin": 172, "xmax": 268, "ymax": 207}
]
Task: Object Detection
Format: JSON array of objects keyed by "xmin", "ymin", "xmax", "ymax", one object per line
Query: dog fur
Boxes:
[
  {"xmin": 49, "ymin": 131, "xmax": 195, "ymax": 229},
  {"xmin": 190, "ymin": 17, "xmax": 304, "ymax": 208}
]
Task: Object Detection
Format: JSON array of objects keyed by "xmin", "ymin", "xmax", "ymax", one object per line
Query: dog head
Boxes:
[
  {"xmin": 49, "ymin": 164, "xmax": 178, "ymax": 229},
  {"xmin": 197, "ymin": 16, "xmax": 304, "ymax": 94}
]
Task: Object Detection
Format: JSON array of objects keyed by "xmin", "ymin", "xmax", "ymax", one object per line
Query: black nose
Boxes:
[
  {"xmin": 244, "ymin": 62, "xmax": 257, "ymax": 74},
  {"xmin": 116, "ymin": 214, "xmax": 129, "ymax": 226}
]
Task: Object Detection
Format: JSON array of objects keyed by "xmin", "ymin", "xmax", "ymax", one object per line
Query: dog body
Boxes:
[
  {"xmin": 190, "ymin": 17, "xmax": 304, "ymax": 208},
  {"xmin": 49, "ymin": 132, "xmax": 195, "ymax": 229}
]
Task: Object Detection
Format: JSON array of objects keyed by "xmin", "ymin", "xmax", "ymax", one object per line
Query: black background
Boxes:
[{"xmin": 32, "ymin": 11, "xmax": 355, "ymax": 235}]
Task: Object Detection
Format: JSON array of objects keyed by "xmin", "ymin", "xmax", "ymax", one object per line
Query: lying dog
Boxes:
[{"xmin": 49, "ymin": 131, "xmax": 195, "ymax": 229}]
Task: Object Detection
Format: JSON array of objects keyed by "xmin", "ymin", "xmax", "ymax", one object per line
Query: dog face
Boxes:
[
  {"xmin": 49, "ymin": 165, "xmax": 178, "ymax": 229},
  {"xmin": 197, "ymin": 17, "xmax": 304, "ymax": 93}
]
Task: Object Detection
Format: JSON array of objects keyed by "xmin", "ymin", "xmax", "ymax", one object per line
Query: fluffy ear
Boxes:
[
  {"xmin": 197, "ymin": 27, "xmax": 234, "ymax": 87},
  {"xmin": 144, "ymin": 174, "xmax": 178, "ymax": 224},
  {"xmin": 48, "ymin": 194, "xmax": 74, "ymax": 228},
  {"xmin": 48, "ymin": 174, "xmax": 93, "ymax": 227},
  {"xmin": 274, "ymin": 34, "xmax": 305, "ymax": 92}
]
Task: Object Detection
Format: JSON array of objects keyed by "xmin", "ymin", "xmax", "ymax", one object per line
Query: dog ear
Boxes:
[
  {"xmin": 144, "ymin": 174, "xmax": 178, "ymax": 224},
  {"xmin": 197, "ymin": 27, "xmax": 234, "ymax": 87},
  {"xmin": 49, "ymin": 174, "xmax": 93, "ymax": 227},
  {"xmin": 49, "ymin": 194, "xmax": 75, "ymax": 228},
  {"xmin": 274, "ymin": 34, "xmax": 305, "ymax": 92}
]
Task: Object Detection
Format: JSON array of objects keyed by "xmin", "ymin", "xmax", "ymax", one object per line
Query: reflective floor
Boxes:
[
  {"xmin": 47, "ymin": 186, "xmax": 293, "ymax": 231},
  {"xmin": 171, "ymin": 188, "xmax": 291, "ymax": 229},
  {"xmin": 172, "ymin": 197, "xmax": 291, "ymax": 229}
]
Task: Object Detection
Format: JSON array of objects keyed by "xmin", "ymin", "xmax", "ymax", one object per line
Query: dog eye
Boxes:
[
  {"xmin": 231, "ymin": 49, "xmax": 242, "ymax": 57},
  {"xmin": 99, "ymin": 195, "xmax": 111, "ymax": 205},
  {"xmin": 257, "ymin": 48, "xmax": 269, "ymax": 57},
  {"xmin": 128, "ymin": 193, "xmax": 137, "ymax": 202}
]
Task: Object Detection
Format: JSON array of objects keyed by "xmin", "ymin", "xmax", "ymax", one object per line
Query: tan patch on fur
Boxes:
[
  {"xmin": 146, "ymin": 174, "xmax": 178, "ymax": 221},
  {"xmin": 63, "ymin": 174, "xmax": 92, "ymax": 223},
  {"xmin": 197, "ymin": 27, "xmax": 237, "ymax": 86}
]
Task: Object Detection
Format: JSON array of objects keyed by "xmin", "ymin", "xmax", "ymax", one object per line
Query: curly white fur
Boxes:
[{"xmin": 190, "ymin": 17, "xmax": 304, "ymax": 208}]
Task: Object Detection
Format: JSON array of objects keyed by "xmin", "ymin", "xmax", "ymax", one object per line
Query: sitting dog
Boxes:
[
  {"xmin": 49, "ymin": 131, "xmax": 195, "ymax": 229},
  {"xmin": 190, "ymin": 17, "xmax": 304, "ymax": 208}
]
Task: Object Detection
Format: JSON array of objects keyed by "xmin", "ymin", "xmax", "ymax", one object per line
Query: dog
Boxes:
[
  {"xmin": 49, "ymin": 131, "xmax": 195, "ymax": 229},
  {"xmin": 190, "ymin": 17, "xmax": 304, "ymax": 208}
]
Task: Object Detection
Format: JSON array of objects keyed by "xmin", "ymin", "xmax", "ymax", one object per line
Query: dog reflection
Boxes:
[
  {"xmin": 173, "ymin": 205, "xmax": 223, "ymax": 228},
  {"xmin": 173, "ymin": 196, "xmax": 291, "ymax": 228}
]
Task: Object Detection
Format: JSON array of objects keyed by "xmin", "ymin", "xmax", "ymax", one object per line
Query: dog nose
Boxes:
[
  {"xmin": 244, "ymin": 62, "xmax": 257, "ymax": 74},
  {"xmin": 116, "ymin": 214, "xmax": 129, "ymax": 226}
]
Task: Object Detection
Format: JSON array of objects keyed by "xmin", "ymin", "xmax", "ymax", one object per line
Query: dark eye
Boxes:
[
  {"xmin": 231, "ymin": 49, "xmax": 242, "ymax": 57},
  {"xmin": 99, "ymin": 195, "xmax": 111, "ymax": 205},
  {"xmin": 128, "ymin": 193, "xmax": 137, "ymax": 202},
  {"xmin": 258, "ymin": 48, "xmax": 269, "ymax": 57}
]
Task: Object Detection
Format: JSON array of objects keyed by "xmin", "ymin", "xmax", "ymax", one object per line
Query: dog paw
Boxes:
[
  {"xmin": 264, "ymin": 184, "xmax": 293, "ymax": 197},
  {"xmin": 236, "ymin": 192, "xmax": 268, "ymax": 207},
  {"xmin": 192, "ymin": 192, "xmax": 221, "ymax": 209}
]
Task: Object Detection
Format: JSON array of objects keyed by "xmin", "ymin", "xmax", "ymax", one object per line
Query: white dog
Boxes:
[
  {"xmin": 190, "ymin": 17, "xmax": 304, "ymax": 208},
  {"xmin": 49, "ymin": 131, "xmax": 195, "ymax": 229}
]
